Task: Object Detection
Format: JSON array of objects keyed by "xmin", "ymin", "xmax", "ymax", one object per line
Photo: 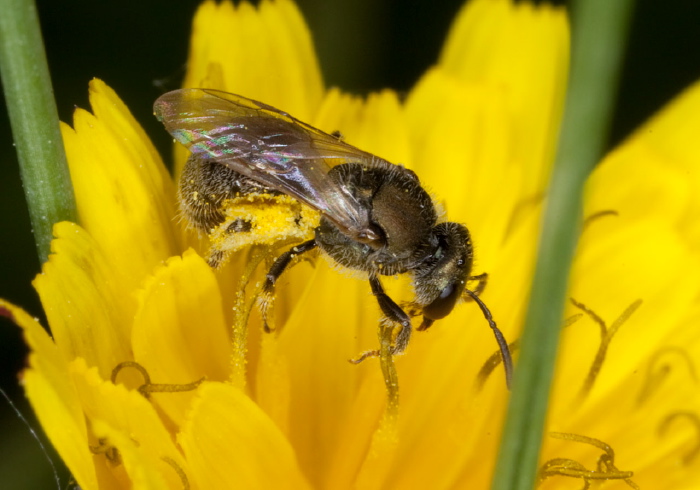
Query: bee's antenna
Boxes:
[{"xmin": 464, "ymin": 289, "xmax": 513, "ymax": 389}]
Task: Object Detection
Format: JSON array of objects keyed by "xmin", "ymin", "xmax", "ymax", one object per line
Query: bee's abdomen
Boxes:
[{"xmin": 178, "ymin": 154, "xmax": 279, "ymax": 232}]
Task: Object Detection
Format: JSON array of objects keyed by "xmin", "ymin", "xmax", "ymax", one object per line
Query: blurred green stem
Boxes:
[
  {"xmin": 491, "ymin": 0, "xmax": 635, "ymax": 489},
  {"xmin": 0, "ymin": 0, "xmax": 77, "ymax": 263}
]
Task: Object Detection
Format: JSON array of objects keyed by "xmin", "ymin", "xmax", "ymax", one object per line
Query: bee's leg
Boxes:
[
  {"xmin": 206, "ymin": 218, "xmax": 254, "ymax": 268},
  {"xmin": 207, "ymin": 249, "xmax": 226, "ymax": 269},
  {"xmin": 350, "ymin": 275, "xmax": 412, "ymax": 363},
  {"xmin": 465, "ymin": 273, "xmax": 488, "ymax": 298},
  {"xmin": 258, "ymin": 239, "xmax": 317, "ymax": 332},
  {"xmin": 417, "ymin": 317, "xmax": 434, "ymax": 332}
]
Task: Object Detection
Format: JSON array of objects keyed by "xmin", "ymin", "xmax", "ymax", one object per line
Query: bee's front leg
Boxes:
[
  {"xmin": 465, "ymin": 272, "xmax": 488, "ymax": 298},
  {"xmin": 257, "ymin": 239, "xmax": 317, "ymax": 332},
  {"xmin": 350, "ymin": 275, "xmax": 413, "ymax": 363}
]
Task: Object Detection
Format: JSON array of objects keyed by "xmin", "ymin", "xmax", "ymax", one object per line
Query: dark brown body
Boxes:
[
  {"xmin": 180, "ymin": 152, "xmax": 474, "ymax": 327},
  {"xmin": 156, "ymin": 89, "xmax": 512, "ymax": 380}
]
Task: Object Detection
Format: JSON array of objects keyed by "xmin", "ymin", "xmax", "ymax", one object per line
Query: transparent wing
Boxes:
[{"xmin": 154, "ymin": 88, "xmax": 381, "ymax": 242}]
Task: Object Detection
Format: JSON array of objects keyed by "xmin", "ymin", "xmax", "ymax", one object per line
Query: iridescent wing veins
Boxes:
[{"xmin": 154, "ymin": 88, "xmax": 380, "ymax": 240}]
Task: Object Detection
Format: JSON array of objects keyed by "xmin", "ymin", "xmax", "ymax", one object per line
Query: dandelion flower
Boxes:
[{"xmin": 4, "ymin": 0, "xmax": 700, "ymax": 488}]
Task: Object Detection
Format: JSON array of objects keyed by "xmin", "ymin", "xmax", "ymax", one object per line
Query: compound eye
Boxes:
[{"xmin": 423, "ymin": 281, "xmax": 462, "ymax": 321}]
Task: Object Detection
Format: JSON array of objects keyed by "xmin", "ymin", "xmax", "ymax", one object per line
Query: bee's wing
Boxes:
[{"xmin": 155, "ymin": 88, "xmax": 380, "ymax": 242}]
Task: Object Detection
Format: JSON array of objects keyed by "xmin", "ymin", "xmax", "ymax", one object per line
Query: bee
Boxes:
[{"xmin": 154, "ymin": 89, "xmax": 512, "ymax": 384}]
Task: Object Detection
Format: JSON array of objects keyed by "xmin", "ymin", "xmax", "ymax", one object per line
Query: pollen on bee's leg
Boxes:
[
  {"xmin": 350, "ymin": 319, "xmax": 400, "ymax": 417},
  {"xmin": 256, "ymin": 287, "xmax": 276, "ymax": 333},
  {"xmin": 111, "ymin": 361, "xmax": 205, "ymax": 399},
  {"xmin": 357, "ymin": 318, "xmax": 401, "ymax": 480},
  {"xmin": 379, "ymin": 318, "xmax": 400, "ymax": 425},
  {"xmin": 229, "ymin": 244, "xmax": 272, "ymax": 389},
  {"xmin": 226, "ymin": 218, "xmax": 252, "ymax": 233},
  {"xmin": 206, "ymin": 247, "xmax": 227, "ymax": 269}
]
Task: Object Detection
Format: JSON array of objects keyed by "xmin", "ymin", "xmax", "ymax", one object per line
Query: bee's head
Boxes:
[{"xmin": 413, "ymin": 222, "xmax": 473, "ymax": 324}]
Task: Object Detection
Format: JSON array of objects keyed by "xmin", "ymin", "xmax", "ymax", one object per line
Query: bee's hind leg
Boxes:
[
  {"xmin": 205, "ymin": 218, "xmax": 255, "ymax": 269},
  {"xmin": 350, "ymin": 275, "xmax": 412, "ymax": 363},
  {"xmin": 257, "ymin": 239, "xmax": 317, "ymax": 332}
]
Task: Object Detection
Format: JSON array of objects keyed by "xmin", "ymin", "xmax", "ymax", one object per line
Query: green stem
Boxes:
[
  {"xmin": 0, "ymin": 0, "xmax": 78, "ymax": 263},
  {"xmin": 491, "ymin": 0, "xmax": 636, "ymax": 489}
]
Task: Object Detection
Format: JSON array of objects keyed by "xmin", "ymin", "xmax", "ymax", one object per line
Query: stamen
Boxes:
[
  {"xmin": 378, "ymin": 317, "xmax": 399, "ymax": 422},
  {"xmin": 111, "ymin": 361, "xmax": 205, "ymax": 399},
  {"xmin": 502, "ymin": 193, "xmax": 543, "ymax": 241},
  {"xmin": 538, "ymin": 432, "xmax": 638, "ymax": 489},
  {"xmin": 89, "ymin": 438, "xmax": 121, "ymax": 466},
  {"xmin": 582, "ymin": 209, "xmax": 619, "ymax": 230},
  {"xmin": 162, "ymin": 456, "xmax": 190, "ymax": 490},
  {"xmin": 658, "ymin": 411, "xmax": 700, "ymax": 465},
  {"xmin": 637, "ymin": 347, "xmax": 699, "ymax": 405},
  {"xmin": 349, "ymin": 349, "xmax": 380, "ymax": 364},
  {"xmin": 569, "ymin": 298, "xmax": 642, "ymax": 401},
  {"xmin": 354, "ymin": 319, "xmax": 400, "ymax": 485},
  {"xmin": 350, "ymin": 318, "xmax": 400, "ymax": 459},
  {"xmin": 348, "ymin": 318, "xmax": 403, "ymax": 364},
  {"xmin": 231, "ymin": 244, "xmax": 271, "ymax": 389}
]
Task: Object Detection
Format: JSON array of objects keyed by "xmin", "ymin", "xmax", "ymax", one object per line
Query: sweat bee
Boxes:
[{"xmin": 154, "ymin": 89, "xmax": 512, "ymax": 383}]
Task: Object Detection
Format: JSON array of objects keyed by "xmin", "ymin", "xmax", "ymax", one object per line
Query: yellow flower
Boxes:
[{"xmin": 3, "ymin": 0, "xmax": 700, "ymax": 488}]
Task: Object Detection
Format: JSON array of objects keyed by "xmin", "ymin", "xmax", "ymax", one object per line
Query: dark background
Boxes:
[{"xmin": 1, "ymin": 0, "xmax": 698, "ymax": 487}]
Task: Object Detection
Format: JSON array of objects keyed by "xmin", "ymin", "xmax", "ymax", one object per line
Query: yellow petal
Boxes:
[
  {"xmin": 70, "ymin": 358, "xmax": 190, "ymax": 489},
  {"xmin": 405, "ymin": 67, "xmax": 523, "ymax": 269},
  {"xmin": 132, "ymin": 249, "xmax": 232, "ymax": 424},
  {"xmin": 176, "ymin": 0, "xmax": 324, "ymax": 176},
  {"xmin": 538, "ymin": 224, "xmax": 700, "ymax": 488},
  {"xmin": 439, "ymin": 0, "xmax": 569, "ymax": 195},
  {"xmin": 61, "ymin": 79, "xmax": 179, "ymax": 293},
  {"xmin": 33, "ymin": 222, "xmax": 132, "ymax": 379},
  {"xmin": 565, "ymin": 81, "xmax": 700, "ymax": 490},
  {"xmin": 257, "ymin": 261, "xmax": 380, "ymax": 487},
  {"xmin": 587, "ymin": 80, "xmax": 700, "ymax": 249},
  {"xmin": 179, "ymin": 381, "xmax": 310, "ymax": 489},
  {"xmin": 184, "ymin": 0, "xmax": 323, "ymax": 122},
  {"xmin": 348, "ymin": 208, "xmax": 541, "ymax": 488},
  {"xmin": 89, "ymin": 420, "xmax": 170, "ymax": 490},
  {"xmin": 0, "ymin": 301, "xmax": 98, "ymax": 490},
  {"xmin": 315, "ymin": 88, "xmax": 411, "ymax": 166},
  {"xmin": 559, "ymin": 221, "xmax": 698, "ymax": 407}
]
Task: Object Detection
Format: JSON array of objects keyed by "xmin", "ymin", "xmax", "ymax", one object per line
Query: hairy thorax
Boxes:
[{"xmin": 315, "ymin": 161, "xmax": 439, "ymax": 277}]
